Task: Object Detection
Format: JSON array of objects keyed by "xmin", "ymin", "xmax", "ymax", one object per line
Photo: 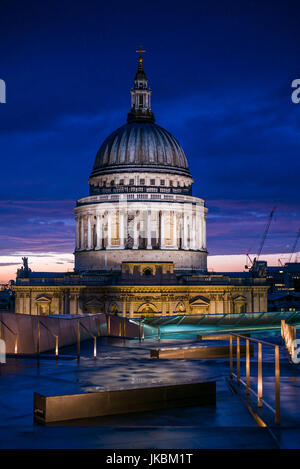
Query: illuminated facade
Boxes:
[
  {"xmin": 74, "ymin": 50, "xmax": 207, "ymax": 272},
  {"xmin": 13, "ymin": 51, "xmax": 268, "ymax": 316}
]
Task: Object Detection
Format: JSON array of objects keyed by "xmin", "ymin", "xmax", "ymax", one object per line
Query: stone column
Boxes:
[
  {"xmin": 19, "ymin": 295, "xmax": 24, "ymax": 314},
  {"xmin": 107, "ymin": 210, "xmax": 112, "ymax": 249},
  {"xmin": 58, "ymin": 294, "xmax": 63, "ymax": 315},
  {"xmin": 166, "ymin": 296, "xmax": 170, "ymax": 315},
  {"xmin": 80, "ymin": 216, "xmax": 85, "ymax": 250},
  {"xmin": 69, "ymin": 292, "xmax": 77, "ymax": 315},
  {"xmin": 63, "ymin": 291, "xmax": 69, "ymax": 314},
  {"xmin": 87, "ymin": 215, "xmax": 92, "ymax": 250},
  {"xmin": 160, "ymin": 210, "xmax": 165, "ymax": 249},
  {"xmin": 75, "ymin": 293, "xmax": 79, "ymax": 315},
  {"xmin": 120, "ymin": 210, "xmax": 125, "ymax": 249},
  {"xmin": 75, "ymin": 216, "xmax": 80, "ymax": 250},
  {"xmin": 172, "ymin": 211, "xmax": 177, "ymax": 248},
  {"xmin": 202, "ymin": 213, "xmax": 206, "ymax": 250},
  {"xmin": 197, "ymin": 211, "xmax": 202, "ymax": 250},
  {"xmin": 133, "ymin": 212, "xmax": 138, "ymax": 249},
  {"xmin": 129, "ymin": 301, "xmax": 134, "ymax": 318},
  {"xmin": 96, "ymin": 214, "xmax": 102, "ymax": 250},
  {"xmin": 191, "ymin": 212, "xmax": 196, "ymax": 250},
  {"xmin": 147, "ymin": 210, "xmax": 152, "ymax": 249},
  {"xmin": 122, "ymin": 297, "xmax": 127, "ymax": 317},
  {"xmin": 161, "ymin": 296, "xmax": 167, "ymax": 316},
  {"xmin": 23, "ymin": 294, "xmax": 29, "ymax": 314},
  {"xmin": 52, "ymin": 295, "xmax": 59, "ymax": 315},
  {"xmin": 209, "ymin": 296, "xmax": 216, "ymax": 314},
  {"xmin": 182, "ymin": 211, "xmax": 188, "ymax": 250}
]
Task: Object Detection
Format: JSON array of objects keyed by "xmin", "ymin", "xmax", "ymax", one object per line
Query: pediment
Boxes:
[
  {"xmin": 84, "ymin": 297, "xmax": 104, "ymax": 307},
  {"xmin": 189, "ymin": 296, "xmax": 210, "ymax": 306},
  {"xmin": 35, "ymin": 295, "xmax": 51, "ymax": 303},
  {"xmin": 232, "ymin": 295, "xmax": 247, "ymax": 302}
]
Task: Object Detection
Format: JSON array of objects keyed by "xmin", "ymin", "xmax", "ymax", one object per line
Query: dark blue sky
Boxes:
[{"xmin": 0, "ymin": 0, "xmax": 300, "ymax": 275}]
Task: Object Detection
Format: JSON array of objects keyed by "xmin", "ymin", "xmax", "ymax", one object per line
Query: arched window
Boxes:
[{"xmin": 143, "ymin": 268, "xmax": 153, "ymax": 276}]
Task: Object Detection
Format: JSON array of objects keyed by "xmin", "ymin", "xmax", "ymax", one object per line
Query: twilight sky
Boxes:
[{"xmin": 0, "ymin": 0, "xmax": 299, "ymax": 281}]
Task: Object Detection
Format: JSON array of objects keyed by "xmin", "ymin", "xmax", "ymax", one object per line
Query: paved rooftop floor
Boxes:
[{"xmin": 0, "ymin": 332, "xmax": 300, "ymax": 449}]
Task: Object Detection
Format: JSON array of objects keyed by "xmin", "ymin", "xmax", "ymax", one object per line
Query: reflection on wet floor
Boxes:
[{"xmin": 1, "ymin": 332, "xmax": 300, "ymax": 448}]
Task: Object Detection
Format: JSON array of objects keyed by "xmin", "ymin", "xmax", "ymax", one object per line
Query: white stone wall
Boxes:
[{"xmin": 74, "ymin": 193, "xmax": 207, "ymax": 271}]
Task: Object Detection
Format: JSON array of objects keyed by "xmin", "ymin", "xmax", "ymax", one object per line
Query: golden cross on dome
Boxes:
[{"xmin": 136, "ymin": 46, "xmax": 146, "ymax": 57}]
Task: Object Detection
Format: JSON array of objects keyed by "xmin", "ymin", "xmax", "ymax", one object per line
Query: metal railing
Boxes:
[
  {"xmin": 229, "ymin": 333, "xmax": 280, "ymax": 425},
  {"xmin": 0, "ymin": 319, "xmax": 18, "ymax": 354},
  {"xmin": 107, "ymin": 314, "xmax": 111, "ymax": 336},
  {"xmin": 37, "ymin": 320, "xmax": 58, "ymax": 358},
  {"xmin": 77, "ymin": 321, "xmax": 97, "ymax": 359},
  {"xmin": 127, "ymin": 311, "xmax": 300, "ymax": 340},
  {"xmin": 117, "ymin": 317, "xmax": 127, "ymax": 338},
  {"xmin": 138, "ymin": 319, "xmax": 145, "ymax": 341},
  {"xmin": 281, "ymin": 319, "xmax": 297, "ymax": 357}
]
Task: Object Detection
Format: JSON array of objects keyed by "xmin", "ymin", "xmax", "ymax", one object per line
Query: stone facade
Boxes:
[{"xmin": 14, "ymin": 262, "xmax": 268, "ymax": 316}]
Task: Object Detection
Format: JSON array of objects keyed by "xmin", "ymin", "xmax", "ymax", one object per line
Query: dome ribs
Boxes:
[{"xmin": 91, "ymin": 122, "xmax": 191, "ymax": 177}]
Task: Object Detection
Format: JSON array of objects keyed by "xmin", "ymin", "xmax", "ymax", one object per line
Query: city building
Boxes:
[{"xmin": 13, "ymin": 51, "xmax": 268, "ymax": 316}]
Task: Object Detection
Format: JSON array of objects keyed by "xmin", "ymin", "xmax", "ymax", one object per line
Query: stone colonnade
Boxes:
[{"xmin": 75, "ymin": 203, "xmax": 207, "ymax": 252}]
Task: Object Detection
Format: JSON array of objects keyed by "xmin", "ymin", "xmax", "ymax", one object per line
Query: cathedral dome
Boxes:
[
  {"xmin": 90, "ymin": 48, "xmax": 191, "ymax": 179},
  {"xmin": 75, "ymin": 48, "xmax": 207, "ymax": 275},
  {"xmin": 91, "ymin": 121, "xmax": 191, "ymax": 178}
]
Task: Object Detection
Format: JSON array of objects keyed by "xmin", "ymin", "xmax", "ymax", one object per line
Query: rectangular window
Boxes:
[
  {"xmin": 129, "ymin": 179, "xmax": 134, "ymax": 185},
  {"xmin": 140, "ymin": 178, "xmax": 145, "ymax": 185},
  {"xmin": 160, "ymin": 180, "xmax": 165, "ymax": 186},
  {"xmin": 119, "ymin": 179, "xmax": 124, "ymax": 185},
  {"xmin": 150, "ymin": 179, "xmax": 155, "ymax": 185},
  {"xmin": 169, "ymin": 180, "xmax": 173, "ymax": 186}
]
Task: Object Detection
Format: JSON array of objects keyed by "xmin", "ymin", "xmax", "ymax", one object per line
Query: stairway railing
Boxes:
[
  {"xmin": 281, "ymin": 319, "xmax": 297, "ymax": 358},
  {"xmin": 37, "ymin": 320, "xmax": 58, "ymax": 358},
  {"xmin": 0, "ymin": 319, "xmax": 18, "ymax": 354},
  {"xmin": 229, "ymin": 333, "xmax": 280, "ymax": 425}
]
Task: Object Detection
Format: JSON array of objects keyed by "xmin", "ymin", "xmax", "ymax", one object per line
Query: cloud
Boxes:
[
  {"xmin": 206, "ymin": 199, "xmax": 300, "ymax": 256},
  {"xmin": 0, "ymin": 262, "xmax": 20, "ymax": 267},
  {"xmin": 0, "ymin": 200, "xmax": 75, "ymax": 254}
]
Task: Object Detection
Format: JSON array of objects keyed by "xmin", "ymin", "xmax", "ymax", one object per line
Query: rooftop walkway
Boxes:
[{"xmin": 0, "ymin": 332, "xmax": 300, "ymax": 449}]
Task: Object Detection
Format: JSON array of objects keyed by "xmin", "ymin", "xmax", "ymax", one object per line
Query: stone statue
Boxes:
[
  {"xmin": 22, "ymin": 257, "xmax": 29, "ymax": 271},
  {"xmin": 17, "ymin": 257, "xmax": 31, "ymax": 278}
]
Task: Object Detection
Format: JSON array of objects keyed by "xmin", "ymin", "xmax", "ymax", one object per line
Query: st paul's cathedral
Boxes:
[{"xmin": 14, "ymin": 50, "xmax": 268, "ymax": 317}]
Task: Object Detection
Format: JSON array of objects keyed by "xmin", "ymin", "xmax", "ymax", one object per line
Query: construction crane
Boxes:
[
  {"xmin": 256, "ymin": 206, "xmax": 276, "ymax": 261},
  {"xmin": 245, "ymin": 207, "xmax": 276, "ymax": 274},
  {"xmin": 288, "ymin": 229, "xmax": 300, "ymax": 263}
]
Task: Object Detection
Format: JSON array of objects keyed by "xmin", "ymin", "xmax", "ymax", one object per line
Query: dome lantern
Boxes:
[{"xmin": 127, "ymin": 46, "xmax": 155, "ymax": 123}]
